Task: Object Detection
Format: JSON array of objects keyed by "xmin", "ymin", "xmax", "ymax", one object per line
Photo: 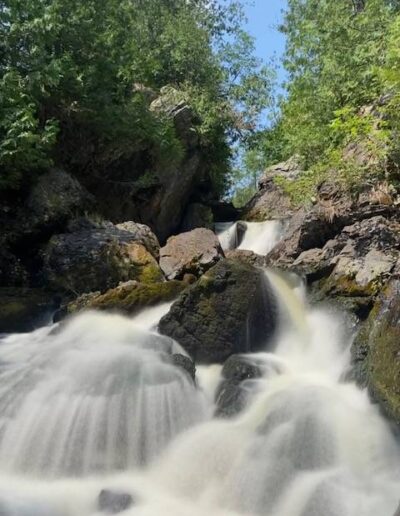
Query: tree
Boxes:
[{"xmin": 0, "ymin": 0, "xmax": 272, "ymax": 193}]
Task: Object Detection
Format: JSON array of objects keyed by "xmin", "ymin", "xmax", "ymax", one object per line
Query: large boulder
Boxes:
[
  {"xmin": 0, "ymin": 170, "xmax": 94, "ymax": 290},
  {"xmin": 0, "ymin": 288, "xmax": 57, "ymax": 333},
  {"xmin": 158, "ymin": 259, "xmax": 277, "ymax": 363},
  {"xmin": 160, "ymin": 228, "xmax": 224, "ymax": 280},
  {"xmin": 60, "ymin": 279, "xmax": 186, "ymax": 319},
  {"xmin": 351, "ymin": 278, "xmax": 400, "ymax": 425},
  {"xmin": 242, "ymin": 156, "xmax": 301, "ymax": 222},
  {"xmin": 27, "ymin": 168, "xmax": 94, "ymax": 232},
  {"xmin": 42, "ymin": 222, "xmax": 163, "ymax": 294}
]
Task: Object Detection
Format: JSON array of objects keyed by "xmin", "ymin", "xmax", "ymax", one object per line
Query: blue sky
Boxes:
[{"xmin": 243, "ymin": 0, "xmax": 287, "ymax": 87}]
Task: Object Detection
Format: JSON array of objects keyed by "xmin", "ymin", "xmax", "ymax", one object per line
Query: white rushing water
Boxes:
[
  {"xmin": 0, "ymin": 224, "xmax": 399, "ymax": 515},
  {"xmin": 215, "ymin": 220, "xmax": 284, "ymax": 255}
]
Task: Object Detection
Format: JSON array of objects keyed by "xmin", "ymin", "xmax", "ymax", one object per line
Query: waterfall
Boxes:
[
  {"xmin": 0, "ymin": 311, "xmax": 207, "ymax": 478},
  {"xmin": 215, "ymin": 220, "xmax": 284, "ymax": 255},
  {"xmin": 0, "ymin": 231, "xmax": 399, "ymax": 515}
]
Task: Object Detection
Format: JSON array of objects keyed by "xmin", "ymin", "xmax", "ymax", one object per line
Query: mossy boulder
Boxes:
[
  {"xmin": 61, "ymin": 279, "xmax": 186, "ymax": 318},
  {"xmin": 351, "ymin": 278, "xmax": 400, "ymax": 425},
  {"xmin": 0, "ymin": 288, "xmax": 57, "ymax": 333},
  {"xmin": 42, "ymin": 223, "xmax": 163, "ymax": 294},
  {"xmin": 158, "ymin": 259, "xmax": 277, "ymax": 363}
]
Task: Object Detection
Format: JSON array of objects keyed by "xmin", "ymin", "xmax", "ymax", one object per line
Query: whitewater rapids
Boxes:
[{"xmin": 0, "ymin": 229, "xmax": 399, "ymax": 515}]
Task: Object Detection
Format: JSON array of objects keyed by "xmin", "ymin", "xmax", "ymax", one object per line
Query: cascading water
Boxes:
[
  {"xmin": 0, "ymin": 225, "xmax": 399, "ymax": 515},
  {"xmin": 215, "ymin": 220, "xmax": 285, "ymax": 255}
]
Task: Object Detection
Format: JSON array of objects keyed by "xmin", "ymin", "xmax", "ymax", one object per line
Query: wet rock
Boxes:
[
  {"xmin": 42, "ymin": 223, "xmax": 163, "ymax": 294},
  {"xmin": 172, "ymin": 353, "xmax": 196, "ymax": 381},
  {"xmin": 60, "ymin": 279, "xmax": 186, "ymax": 318},
  {"xmin": 242, "ymin": 156, "xmax": 301, "ymax": 222},
  {"xmin": 159, "ymin": 259, "xmax": 277, "ymax": 363},
  {"xmin": 98, "ymin": 489, "xmax": 134, "ymax": 514},
  {"xmin": 0, "ymin": 288, "xmax": 57, "ymax": 333},
  {"xmin": 351, "ymin": 278, "xmax": 400, "ymax": 425},
  {"xmin": 160, "ymin": 228, "xmax": 224, "ymax": 280},
  {"xmin": 215, "ymin": 355, "xmax": 262, "ymax": 417},
  {"xmin": 180, "ymin": 203, "xmax": 214, "ymax": 232}
]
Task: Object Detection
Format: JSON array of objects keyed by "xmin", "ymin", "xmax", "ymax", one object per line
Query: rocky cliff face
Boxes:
[
  {"xmin": 0, "ymin": 86, "xmax": 233, "ymax": 330},
  {"xmin": 77, "ymin": 86, "xmax": 217, "ymax": 242}
]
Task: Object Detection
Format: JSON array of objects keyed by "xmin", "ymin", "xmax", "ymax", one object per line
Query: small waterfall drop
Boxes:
[
  {"xmin": 215, "ymin": 220, "xmax": 284, "ymax": 255},
  {"xmin": 0, "ymin": 267, "xmax": 398, "ymax": 515}
]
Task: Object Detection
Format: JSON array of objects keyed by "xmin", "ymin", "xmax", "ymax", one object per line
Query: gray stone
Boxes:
[
  {"xmin": 98, "ymin": 489, "xmax": 134, "ymax": 514},
  {"xmin": 160, "ymin": 228, "xmax": 224, "ymax": 280},
  {"xmin": 215, "ymin": 355, "xmax": 262, "ymax": 417}
]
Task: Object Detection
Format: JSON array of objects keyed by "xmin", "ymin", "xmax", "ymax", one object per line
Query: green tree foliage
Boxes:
[
  {"xmin": 251, "ymin": 0, "xmax": 400, "ymax": 205},
  {"xmin": 279, "ymin": 0, "xmax": 393, "ymax": 165},
  {"xmin": 0, "ymin": 0, "xmax": 271, "ymax": 191}
]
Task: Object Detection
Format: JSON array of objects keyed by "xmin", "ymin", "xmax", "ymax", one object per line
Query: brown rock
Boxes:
[{"xmin": 160, "ymin": 228, "xmax": 224, "ymax": 280}]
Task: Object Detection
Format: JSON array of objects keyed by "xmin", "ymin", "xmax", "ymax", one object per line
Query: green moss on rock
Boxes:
[
  {"xmin": 351, "ymin": 279, "xmax": 400, "ymax": 426},
  {"xmin": 159, "ymin": 259, "xmax": 278, "ymax": 363},
  {"xmin": 65, "ymin": 280, "xmax": 186, "ymax": 317}
]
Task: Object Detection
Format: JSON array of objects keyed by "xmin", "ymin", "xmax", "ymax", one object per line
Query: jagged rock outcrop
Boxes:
[
  {"xmin": 351, "ymin": 277, "xmax": 400, "ymax": 425},
  {"xmin": 225, "ymin": 249, "xmax": 268, "ymax": 268},
  {"xmin": 267, "ymin": 181, "xmax": 396, "ymax": 269},
  {"xmin": 160, "ymin": 228, "xmax": 224, "ymax": 280},
  {"xmin": 84, "ymin": 86, "xmax": 213, "ymax": 241},
  {"xmin": 158, "ymin": 259, "xmax": 277, "ymax": 363},
  {"xmin": 59, "ymin": 279, "xmax": 186, "ymax": 319},
  {"xmin": 291, "ymin": 216, "xmax": 400, "ymax": 317},
  {"xmin": 242, "ymin": 156, "xmax": 301, "ymax": 222},
  {"xmin": 115, "ymin": 221, "xmax": 160, "ymax": 259},
  {"xmin": 42, "ymin": 221, "xmax": 163, "ymax": 294}
]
